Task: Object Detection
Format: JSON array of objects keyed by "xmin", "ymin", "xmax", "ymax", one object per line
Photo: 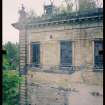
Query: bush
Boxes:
[{"xmin": 3, "ymin": 70, "xmax": 21, "ymax": 105}]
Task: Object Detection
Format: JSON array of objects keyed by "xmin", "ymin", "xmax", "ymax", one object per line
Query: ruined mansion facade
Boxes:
[{"xmin": 12, "ymin": 5, "xmax": 103, "ymax": 105}]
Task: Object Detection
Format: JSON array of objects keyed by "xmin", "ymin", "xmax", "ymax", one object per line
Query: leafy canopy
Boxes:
[{"xmin": 3, "ymin": 42, "xmax": 19, "ymax": 70}]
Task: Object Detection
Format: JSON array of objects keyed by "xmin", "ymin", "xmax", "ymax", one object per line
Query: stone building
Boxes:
[{"xmin": 12, "ymin": 4, "xmax": 103, "ymax": 105}]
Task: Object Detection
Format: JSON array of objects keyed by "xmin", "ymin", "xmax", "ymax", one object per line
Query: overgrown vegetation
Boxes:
[
  {"xmin": 57, "ymin": 0, "xmax": 97, "ymax": 14},
  {"xmin": 3, "ymin": 70, "xmax": 21, "ymax": 105},
  {"xmin": 2, "ymin": 42, "xmax": 21, "ymax": 105},
  {"xmin": 79, "ymin": 0, "xmax": 97, "ymax": 11},
  {"xmin": 3, "ymin": 42, "xmax": 19, "ymax": 70}
]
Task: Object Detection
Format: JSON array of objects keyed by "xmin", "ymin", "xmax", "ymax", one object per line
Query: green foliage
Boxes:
[
  {"xmin": 3, "ymin": 55, "xmax": 10, "ymax": 70},
  {"xmin": 3, "ymin": 70, "xmax": 21, "ymax": 105},
  {"xmin": 3, "ymin": 42, "xmax": 19, "ymax": 70}
]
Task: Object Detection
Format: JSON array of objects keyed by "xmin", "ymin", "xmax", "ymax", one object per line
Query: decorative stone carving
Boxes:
[{"xmin": 18, "ymin": 4, "xmax": 27, "ymax": 22}]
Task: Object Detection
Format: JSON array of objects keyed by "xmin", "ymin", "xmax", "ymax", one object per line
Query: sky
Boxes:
[
  {"xmin": 3, "ymin": 0, "xmax": 62, "ymax": 44},
  {"xmin": 3, "ymin": 0, "xmax": 42, "ymax": 44},
  {"xmin": 3, "ymin": 0, "xmax": 103, "ymax": 44}
]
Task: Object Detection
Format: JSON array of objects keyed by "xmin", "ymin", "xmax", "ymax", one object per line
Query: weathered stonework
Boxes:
[
  {"xmin": 12, "ymin": 7, "xmax": 103, "ymax": 105},
  {"xmin": 27, "ymin": 25, "xmax": 103, "ymax": 67},
  {"xmin": 27, "ymin": 71, "xmax": 103, "ymax": 105}
]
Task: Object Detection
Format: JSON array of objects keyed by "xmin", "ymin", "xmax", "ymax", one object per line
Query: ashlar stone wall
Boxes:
[{"xmin": 27, "ymin": 22, "xmax": 103, "ymax": 68}]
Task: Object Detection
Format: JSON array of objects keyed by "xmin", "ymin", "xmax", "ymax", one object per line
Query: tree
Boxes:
[
  {"xmin": 3, "ymin": 54, "xmax": 10, "ymax": 70},
  {"xmin": 59, "ymin": 0, "xmax": 73, "ymax": 13},
  {"xmin": 3, "ymin": 42, "xmax": 19, "ymax": 70},
  {"xmin": 64, "ymin": 0, "xmax": 73, "ymax": 11},
  {"xmin": 78, "ymin": 0, "xmax": 97, "ymax": 11}
]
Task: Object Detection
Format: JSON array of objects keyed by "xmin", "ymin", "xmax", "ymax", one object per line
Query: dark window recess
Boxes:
[
  {"xmin": 60, "ymin": 41, "xmax": 72, "ymax": 67},
  {"xmin": 99, "ymin": 50, "xmax": 103, "ymax": 55},
  {"xmin": 31, "ymin": 43, "xmax": 40, "ymax": 67},
  {"xmin": 94, "ymin": 40, "xmax": 103, "ymax": 69}
]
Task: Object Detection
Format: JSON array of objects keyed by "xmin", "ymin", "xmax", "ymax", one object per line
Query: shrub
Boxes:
[{"xmin": 3, "ymin": 70, "xmax": 21, "ymax": 105}]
